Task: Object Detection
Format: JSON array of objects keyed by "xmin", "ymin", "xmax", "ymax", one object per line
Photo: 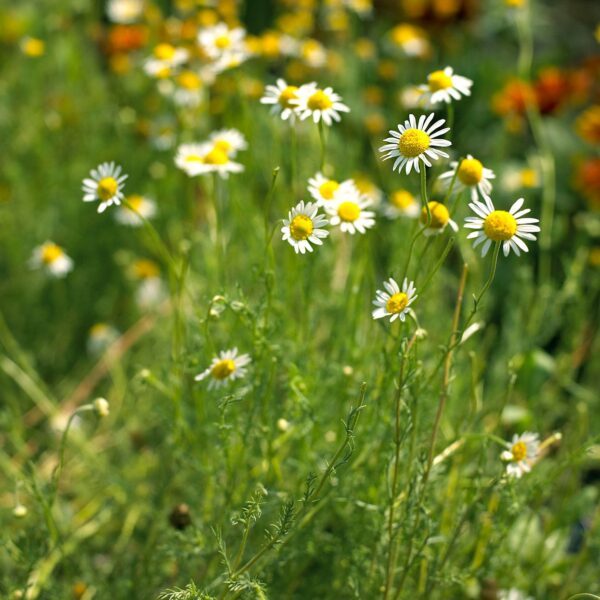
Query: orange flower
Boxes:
[
  {"xmin": 533, "ymin": 67, "xmax": 570, "ymax": 114},
  {"xmin": 492, "ymin": 80, "xmax": 534, "ymax": 117},
  {"xmin": 104, "ymin": 24, "xmax": 148, "ymax": 54},
  {"xmin": 576, "ymin": 105, "xmax": 600, "ymax": 145},
  {"xmin": 575, "ymin": 157, "xmax": 600, "ymax": 210}
]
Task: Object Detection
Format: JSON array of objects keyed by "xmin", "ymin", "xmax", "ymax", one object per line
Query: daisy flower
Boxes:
[
  {"xmin": 501, "ymin": 432, "xmax": 540, "ymax": 478},
  {"xmin": 82, "ymin": 162, "xmax": 128, "ymax": 213},
  {"xmin": 420, "ymin": 201, "xmax": 458, "ymax": 236},
  {"xmin": 389, "ymin": 23, "xmax": 431, "ymax": 58},
  {"xmin": 326, "ymin": 187, "xmax": 376, "ymax": 235},
  {"xmin": 198, "ymin": 23, "xmax": 246, "ymax": 60},
  {"xmin": 281, "ymin": 200, "xmax": 329, "ymax": 254},
  {"xmin": 419, "ymin": 66, "xmax": 473, "ymax": 105},
  {"xmin": 208, "ymin": 129, "xmax": 247, "ymax": 157},
  {"xmin": 380, "ymin": 113, "xmax": 451, "ymax": 175},
  {"xmin": 292, "ymin": 83, "xmax": 350, "ymax": 126},
  {"xmin": 29, "ymin": 241, "xmax": 73, "ymax": 278},
  {"xmin": 143, "ymin": 43, "xmax": 189, "ymax": 78},
  {"xmin": 174, "ymin": 143, "xmax": 243, "ymax": 179},
  {"xmin": 87, "ymin": 323, "xmax": 120, "ymax": 355},
  {"xmin": 307, "ymin": 172, "xmax": 354, "ymax": 206},
  {"xmin": 106, "ymin": 0, "xmax": 144, "ymax": 24},
  {"xmin": 300, "ymin": 39, "xmax": 327, "ymax": 68},
  {"xmin": 464, "ymin": 197, "xmax": 541, "ymax": 257},
  {"xmin": 372, "ymin": 277, "xmax": 417, "ymax": 323},
  {"xmin": 438, "ymin": 154, "xmax": 495, "ymax": 202},
  {"xmin": 260, "ymin": 78, "xmax": 300, "ymax": 122},
  {"xmin": 114, "ymin": 194, "xmax": 157, "ymax": 226},
  {"xmin": 194, "ymin": 348, "xmax": 251, "ymax": 390},
  {"xmin": 383, "ymin": 189, "xmax": 420, "ymax": 219},
  {"xmin": 171, "ymin": 70, "xmax": 205, "ymax": 107}
]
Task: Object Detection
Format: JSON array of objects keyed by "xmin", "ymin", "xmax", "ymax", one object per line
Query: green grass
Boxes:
[{"xmin": 1, "ymin": 1, "xmax": 599, "ymax": 599}]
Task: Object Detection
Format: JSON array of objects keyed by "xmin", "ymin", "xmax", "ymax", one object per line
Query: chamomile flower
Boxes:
[
  {"xmin": 281, "ymin": 201, "xmax": 329, "ymax": 254},
  {"xmin": 82, "ymin": 162, "xmax": 128, "ymax": 213},
  {"xmin": 106, "ymin": 0, "xmax": 144, "ymax": 24},
  {"xmin": 326, "ymin": 187, "xmax": 376, "ymax": 234},
  {"xmin": 420, "ymin": 201, "xmax": 458, "ymax": 236},
  {"xmin": 380, "ymin": 113, "xmax": 451, "ymax": 175},
  {"xmin": 438, "ymin": 155, "xmax": 496, "ymax": 202},
  {"xmin": 209, "ymin": 129, "xmax": 247, "ymax": 157},
  {"xmin": 464, "ymin": 197, "xmax": 540, "ymax": 257},
  {"xmin": 419, "ymin": 66, "xmax": 473, "ymax": 105},
  {"xmin": 389, "ymin": 23, "xmax": 431, "ymax": 58},
  {"xmin": 143, "ymin": 43, "xmax": 189, "ymax": 78},
  {"xmin": 114, "ymin": 194, "xmax": 157, "ymax": 226},
  {"xmin": 293, "ymin": 83, "xmax": 350, "ymax": 126},
  {"xmin": 372, "ymin": 277, "xmax": 417, "ymax": 322},
  {"xmin": 307, "ymin": 172, "xmax": 354, "ymax": 206},
  {"xmin": 87, "ymin": 323, "xmax": 120, "ymax": 355},
  {"xmin": 383, "ymin": 189, "xmax": 420, "ymax": 219},
  {"xmin": 174, "ymin": 143, "xmax": 243, "ymax": 178},
  {"xmin": 29, "ymin": 241, "xmax": 73, "ymax": 278},
  {"xmin": 194, "ymin": 348, "xmax": 251, "ymax": 389},
  {"xmin": 260, "ymin": 78, "xmax": 300, "ymax": 122},
  {"xmin": 198, "ymin": 23, "xmax": 246, "ymax": 60},
  {"xmin": 171, "ymin": 70, "xmax": 205, "ymax": 107},
  {"xmin": 501, "ymin": 432, "xmax": 540, "ymax": 478}
]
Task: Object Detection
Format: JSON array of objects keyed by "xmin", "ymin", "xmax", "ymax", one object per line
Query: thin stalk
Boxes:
[
  {"xmin": 420, "ymin": 168, "xmax": 431, "ymax": 226},
  {"xmin": 424, "ymin": 264, "xmax": 468, "ymax": 482},
  {"xmin": 318, "ymin": 120, "xmax": 326, "ymax": 171}
]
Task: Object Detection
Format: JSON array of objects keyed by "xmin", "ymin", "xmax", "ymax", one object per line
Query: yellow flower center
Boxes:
[
  {"xmin": 391, "ymin": 24, "xmax": 420, "ymax": 45},
  {"xmin": 278, "ymin": 85, "xmax": 299, "ymax": 108},
  {"xmin": 428, "ymin": 70, "xmax": 453, "ymax": 92},
  {"xmin": 290, "ymin": 215, "xmax": 314, "ymax": 240},
  {"xmin": 511, "ymin": 441, "xmax": 527, "ymax": 462},
  {"xmin": 202, "ymin": 147, "xmax": 229, "ymax": 165},
  {"xmin": 133, "ymin": 259, "xmax": 160, "ymax": 279},
  {"xmin": 307, "ymin": 90, "xmax": 333, "ymax": 111},
  {"xmin": 390, "ymin": 190, "xmax": 415, "ymax": 210},
  {"xmin": 319, "ymin": 180, "xmax": 339, "ymax": 200},
  {"xmin": 154, "ymin": 43, "xmax": 176, "ymax": 60},
  {"xmin": 213, "ymin": 139, "xmax": 232, "ymax": 153},
  {"xmin": 215, "ymin": 34, "xmax": 231, "ymax": 49},
  {"xmin": 483, "ymin": 210, "xmax": 517, "ymax": 241},
  {"xmin": 22, "ymin": 37, "xmax": 45, "ymax": 57},
  {"xmin": 338, "ymin": 201, "xmax": 361, "ymax": 222},
  {"xmin": 177, "ymin": 71, "xmax": 202, "ymax": 90},
  {"xmin": 420, "ymin": 201, "xmax": 449, "ymax": 229},
  {"xmin": 386, "ymin": 292, "xmax": 408, "ymax": 314},
  {"xmin": 41, "ymin": 243, "xmax": 63, "ymax": 264},
  {"xmin": 97, "ymin": 177, "xmax": 118, "ymax": 201},
  {"xmin": 399, "ymin": 129, "xmax": 430, "ymax": 158},
  {"xmin": 458, "ymin": 158, "xmax": 484, "ymax": 186},
  {"xmin": 211, "ymin": 358, "xmax": 235, "ymax": 379},
  {"xmin": 127, "ymin": 195, "xmax": 144, "ymax": 211},
  {"xmin": 520, "ymin": 168, "xmax": 538, "ymax": 188}
]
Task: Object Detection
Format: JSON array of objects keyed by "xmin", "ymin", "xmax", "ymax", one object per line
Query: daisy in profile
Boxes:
[
  {"xmin": 208, "ymin": 129, "xmax": 247, "ymax": 157},
  {"xmin": 464, "ymin": 197, "xmax": 540, "ymax": 257},
  {"xmin": 260, "ymin": 78, "xmax": 300, "ymax": 122},
  {"xmin": 292, "ymin": 83, "xmax": 350, "ymax": 126},
  {"xmin": 29, "ymin": 241, "xmax": 73, "ymax": 278},
  {"xmin": 198, "ymin": 23, "xmax": 246, "ymax": 60},
  {"xmin": 307, "ymin": 172, "xmax": 354, "ymax": 206},
  {"xmin": 380, "ymin": 113, "xmax": 451, "ymax": 175},
  {"xmin": 420, "ymin": 201, "xmax": 458, "ymax": 236},
  {"xmin": 326, "ymin": 187, "xmax": 376, "ymax": 235},
  {"xmin": 438, "ymin": 155, "xmax": 495, "ymax": 202},
  {"xmin": 174, "ymin": 143, "xmax": 243, "ymax": 178},
  {"xmin": 114, "ymin": 194, "xmax": 157, "ymax": 226},
  {"xmin": 383, "ymin": 189, "xmax": 420, "ymax": 219},
  {"xmin": 281, "ymin": 201, "xmax": 329, "ymax": 254},
  {"xmin": 82, "ymin": 162, "xmax": 128, "ymax": 213},
  {"xmin": 144, "ymin": 43, "xmax": 189, "ymax": 78},
  {"xmin": 419, "ymin": 66, "xmax": 473, "ymax": 105},
  {"xmin": 501, "ymin": 432, "xmax": 540, "ymax": 478},
  {"xmin": 372, "ymin": 277, "xmax": 417, "ymax": 323},
  {"xmin": 195, "ymin": 348, "xmax": 251, "ymax": 390}
]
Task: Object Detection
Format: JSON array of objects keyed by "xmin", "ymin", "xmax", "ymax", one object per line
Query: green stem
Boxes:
[
  {"xmin": 318, "ymin": 120, "xmax": 326, "ymax": 171},
  {"xmin": 420, "ymin": 168, "xmax": 431, "ymax": 226}
]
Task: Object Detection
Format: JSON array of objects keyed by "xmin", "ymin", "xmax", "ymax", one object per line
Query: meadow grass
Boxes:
[{"xmin": 1, "ymin": 1, "xmax": 599, "ymax": 599}]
